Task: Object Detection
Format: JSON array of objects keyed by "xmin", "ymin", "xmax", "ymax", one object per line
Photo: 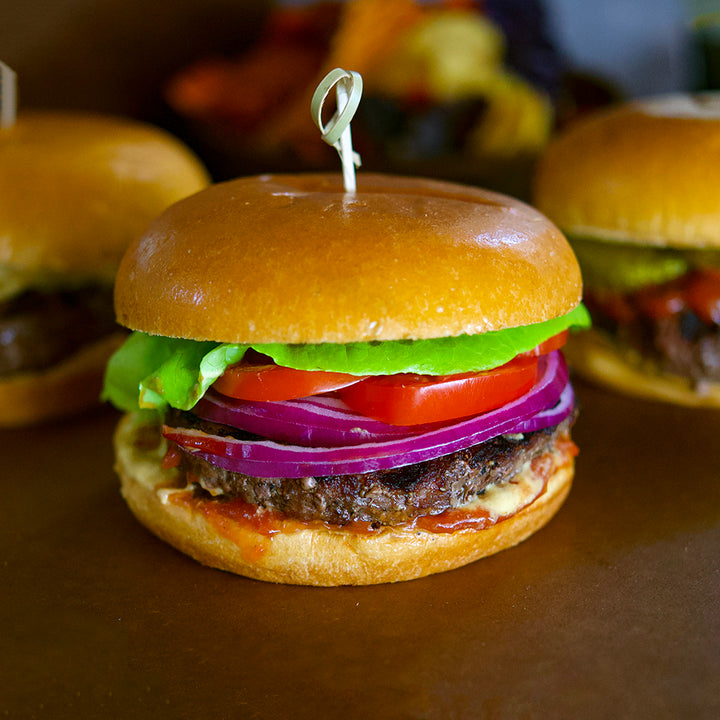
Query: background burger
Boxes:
[
  {"xmin": 103, "ymin": 173, "xmax": 589, "ymax": 586},
  {"xmin": 0, "ymin": 111, "xmax": 209, "ymax": 426},
  {"xmin": 533, "ymin": 93, "xmax": 720, "ymax": 406}
]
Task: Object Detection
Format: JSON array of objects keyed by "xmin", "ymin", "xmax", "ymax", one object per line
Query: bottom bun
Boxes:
[
  {"xmin": 566, "ymin": 329, "xmax": 720, "ymax": 407},
  {"xmin": 0, "ymin": 333, "xmax": 126, "ymax": 427},
  {"xmin": 115, "ymin": 412, "xmax": 575, "ymax": 586}
]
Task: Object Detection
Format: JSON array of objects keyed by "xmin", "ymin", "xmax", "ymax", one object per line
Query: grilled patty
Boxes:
[
  {"xmin": 0, "ymin": 285, "xmax": 118, "ymax": 376},
  {"xmin": 166, "ymin": 409, "xmax": 575, "ymax": 526}
]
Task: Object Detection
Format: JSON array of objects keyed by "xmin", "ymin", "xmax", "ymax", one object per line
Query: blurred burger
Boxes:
[
  {"xmin": 534, "ymin": 93, "xmax": 720, "ymax": 405},
  {"xmin": 103, "ymin": 173, "xmax": 589, "ymax": 585},
  {"xmin": 0, "ymin": 112, "xmax": 210, "ymax": 426}
]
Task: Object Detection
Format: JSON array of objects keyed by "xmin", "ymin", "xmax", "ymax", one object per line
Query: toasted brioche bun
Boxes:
[
  {"xmin": 566, "ymin": 329, "xmax": 720, "ymax": 407},
  {"xmin": 533, "ymin": 93, "xmax": 720, "ymax": 249},
  {"xmin": 0, "ymin": 111, "xmax": 210, "ymax": 281},
  {"xmin": 0, "ymin": 333, "xmax": 126, "ymax": 426},
  {"xmin": 115, "ymin": 173, "xmax": 581, "ymax": 345},
  {"xmin": 0, "ymin": 112, "xmax": 209, "ymax": 425},
  {"xmin": 115, "ymin": 412, "xmax": 574, "ymax": 586}
]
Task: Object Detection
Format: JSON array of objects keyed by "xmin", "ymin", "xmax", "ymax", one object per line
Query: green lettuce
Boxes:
[{"xmin": 103, "ymin": 304, "xmax": 590, "ymax": 413}]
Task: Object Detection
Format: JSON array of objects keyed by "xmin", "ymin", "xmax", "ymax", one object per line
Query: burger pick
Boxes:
[
  {"xmin": 0, "ymin": 111, "xmax": 209, "ymax": 425},
  {"xmin": 103, "ymin": 172, "xmax": 589, "ymax": 585}
]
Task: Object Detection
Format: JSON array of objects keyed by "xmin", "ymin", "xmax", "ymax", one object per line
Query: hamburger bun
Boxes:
[
  {"xmin": 533, "ymin": 94, "xmax": 720, "ymax": 249},
  {"xmin": 116, "ymin": 173, "xmax": 581, "ymax": 344},
  {"xmin": 0, "ymin": 112, "xmax": 210, "ymax": 426},
  {"xmin": 108, "ymin": 172, "xmax": 582, "ymax": 585},
  {"xmin": 563, "ymin": 329, "xmax": 720, "ymax": 407},
  {"xmin": 534, "ymin": 93, "xmax": 720, "ymax": 404},
  {"xmin": 0, "ymin": 112, "xmax": 211, "ymax": 280}
]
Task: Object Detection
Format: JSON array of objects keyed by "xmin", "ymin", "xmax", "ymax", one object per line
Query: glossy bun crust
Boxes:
[
  {"xmin": 534, "ymin": 93, "xmax": 720, "ymax": 249},
  {"xmin": 0, "ymin": 112, "xmax": 210, "ymax": 280},
  {"xmin": 115, "ymin": 413, "xmax": 574, "ymax": 586},
  {"xmin": 115, "ymin": 173, "xmax": 581, "ymax": 344}
]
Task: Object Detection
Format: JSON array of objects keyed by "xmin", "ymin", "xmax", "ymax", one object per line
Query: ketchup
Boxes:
[
  {"xmin": 161, "ymin": 445, "xmax": 183, "ymax": 469},
  {"xmin": 169, "ymin": 492, "xmax": 275, "ymax": 562}
]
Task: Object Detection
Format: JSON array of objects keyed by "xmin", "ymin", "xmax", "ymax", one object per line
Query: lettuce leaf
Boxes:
[
  {"xmin": 103, "ymin": 304, "xmax": 590, "ymax": 412},
  {"xmin": 102, "ymin": 334, "xmax": 245, "ymax": 413}
]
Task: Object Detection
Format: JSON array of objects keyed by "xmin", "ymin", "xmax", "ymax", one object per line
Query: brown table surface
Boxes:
[{"xmin": 2, "ymin": 379, "xmax": 719, "ymax": 719}]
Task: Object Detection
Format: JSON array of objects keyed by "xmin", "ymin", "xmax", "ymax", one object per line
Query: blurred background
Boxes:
[{"xmin": 1, "ymin": 0, "xmax": 715, "ymax": 199}]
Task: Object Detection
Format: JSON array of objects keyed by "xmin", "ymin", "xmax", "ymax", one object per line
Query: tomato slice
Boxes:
[
  {"xmin": 213, "ymin": 363, "xmax": 366, "ymax": 401},
  {"xmin": 517, "ymin": 330, "xmax": 568, "ymax": 358},
  {"xmin": 682, "ymin": 268, "xmax": 720, "ymax": 324},
  {"xmin": 212, "ymin": 332, "xmax": 564, "ymax": 409},
  {"xmin": 339, "ymin": 355, "xmax": 539, "ymax": 426}
]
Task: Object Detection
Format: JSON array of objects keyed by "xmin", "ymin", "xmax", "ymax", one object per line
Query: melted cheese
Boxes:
[{"xmin": 458, "ymin": 459, "xmax": 545, "ymax": 520}]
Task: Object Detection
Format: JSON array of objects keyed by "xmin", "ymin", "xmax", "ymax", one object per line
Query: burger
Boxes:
[
  {"xmin": 533, "ymin": 93, "xmax": 720, "ymax": 405},
  {"xmin": 0, "ymin": 111, "xmax": 210, "ymax": 425},
  {"xmin": 103, "ymin": 173, "xmax": 589, "ymax": 585}
]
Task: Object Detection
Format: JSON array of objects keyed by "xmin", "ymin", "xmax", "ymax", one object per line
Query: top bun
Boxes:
[
  {"xmin": 533, "ymin": 93, "xmax": 720, "ymax": 249},
  {"xmin": 0, "ymin": 112, "xmax": 210, "ymax": 282},
  {"xmin": 115, "ymin": 173, "xmax": 581, "ymax": 345}
]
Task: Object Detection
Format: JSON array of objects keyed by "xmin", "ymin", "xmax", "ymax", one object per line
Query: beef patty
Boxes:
[
  {"xmin": 0, "ymin": 285, "xmax": 118, "ymax": 376},
  {"xmin": 164, "ymin": 409, "xmax": 575, "ymax": 526}
]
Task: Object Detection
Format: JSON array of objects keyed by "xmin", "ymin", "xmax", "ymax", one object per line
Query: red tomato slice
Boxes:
[
  {"xmin": 213, "ymin": 364, "xmax": 366, "ymax": 401},
  {"xmin": 212, "ymin": 332, "xmax": 564, "ymax": 409},
  {"xmin": 517, "ymin": 330, "xmax": 568, "ymax": 358},
  {"xmin": 683, "ymin": 268, "xmax": 720, "ymax": 324},
  {"xmin": 339, "ymin": 355, "xmax": 539, "ymax": 426}
]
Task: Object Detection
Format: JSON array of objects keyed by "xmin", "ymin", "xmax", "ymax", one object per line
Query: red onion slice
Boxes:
[
  {"xmin": 164, "ymin": 352, "xmax": 573, "ymax": 478},
  {"xmin": 510, "ymin": 379, "xmax": 574, "ymax": 434},
  {"xmin": 194, "ymin": 391, "xmax": 445, "ymax": 447}
]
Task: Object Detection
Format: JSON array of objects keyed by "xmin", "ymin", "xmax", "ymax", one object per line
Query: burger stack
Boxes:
[
  {"xmin": 0, "ymin": 112, "xmax": 209, "ymax": 425},
  {"xmin": 103, "ymin": 173, "xmax": 589, "ymax": 585},
  {"xmin": 534, "ymin": 93, "xmax": 720, "ymax": 406}
]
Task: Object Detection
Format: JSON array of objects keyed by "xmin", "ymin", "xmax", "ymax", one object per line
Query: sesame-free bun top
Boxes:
[
  {"xmin": 0, "ymin": 112, "xmax": 210, "ymax": 281},
  {"xmin": 115, "ymin": 173, "xmax": 581, "ymax": 345},
  {"xmin": 534, "ymin": 93, "xmax": 720, "ymax": 249}
]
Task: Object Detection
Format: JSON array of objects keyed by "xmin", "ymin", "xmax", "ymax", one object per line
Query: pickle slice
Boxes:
[{"xmin": 569, "ymin": 237, "xmax": 688, "ymax": 291}]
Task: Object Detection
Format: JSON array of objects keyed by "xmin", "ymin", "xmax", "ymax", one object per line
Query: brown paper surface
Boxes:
[{"xmin": 2, "ymin": 380, "xmax": 719, "ymax": 718}]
